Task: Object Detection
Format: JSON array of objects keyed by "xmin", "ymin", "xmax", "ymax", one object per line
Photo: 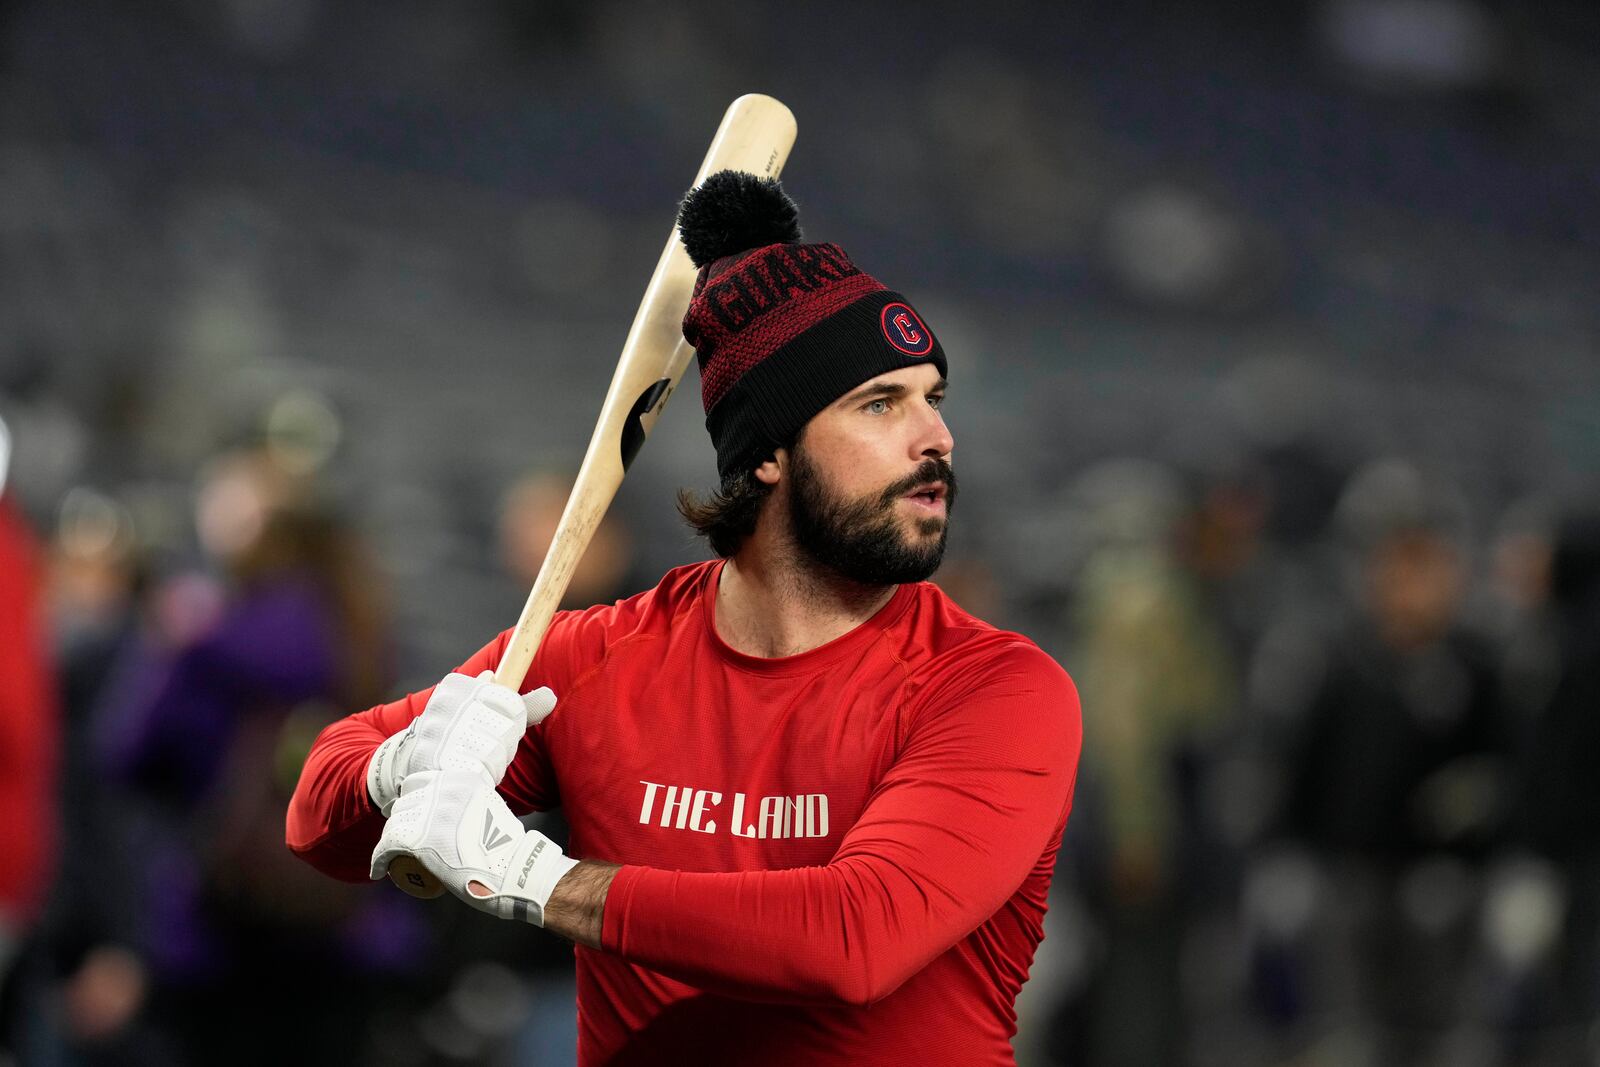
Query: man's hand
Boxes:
[
  {"xmin": 369, "ymin": 769, "xmax": 576, "ymax": 927},
  {"xmin": 367, "ymin": 672, "xmax": 556, "ymax": 816}
]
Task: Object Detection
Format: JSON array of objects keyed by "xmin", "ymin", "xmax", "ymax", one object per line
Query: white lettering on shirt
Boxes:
[
  {"xmin": 637, "ymin": 782, "xmax": 830, "ymax": 840},
  {"xmin": 638, "ymin": 780, "xmax": 664, "ymax": 824},
  {"xmin": 661, "ymin": 785, "xmax": 693, "ymax": 829},
  {"xmin": 689, "ymin": 790, "xmax": 721, "ymax": 834}
]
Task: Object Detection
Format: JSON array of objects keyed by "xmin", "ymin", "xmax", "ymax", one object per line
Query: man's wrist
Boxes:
[
  {"xmin": 541, "ymin": 860, "xmax": 621, "ymax": 949},
  {"xmin": 366, "ymin": 726, "xmax": 416, "ymax": 817}
]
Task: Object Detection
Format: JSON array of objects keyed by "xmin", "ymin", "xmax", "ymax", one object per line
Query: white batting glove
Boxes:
[
  {"xmin": 367, "ymin": 671, "xmax": 557, "ymax": 817},
  {"xmin": 369, "ymin": 769, "xmax": 576, "ymax": 927}
]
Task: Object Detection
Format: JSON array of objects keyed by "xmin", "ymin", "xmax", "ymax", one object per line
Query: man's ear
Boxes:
[{"xmin": 753, "ymin": 449, "xmax": 785, "ymax": 487}]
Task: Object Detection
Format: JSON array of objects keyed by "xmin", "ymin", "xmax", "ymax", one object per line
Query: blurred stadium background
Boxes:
[{"xmin": 2, "ymin": 0, "xmax": 1598, "ymax": 1064}]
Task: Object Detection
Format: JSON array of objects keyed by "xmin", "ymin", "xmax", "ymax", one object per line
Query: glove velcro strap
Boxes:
[{"xmin": 490, "ymin": 832, "xmax": 579, "ymax": 927}]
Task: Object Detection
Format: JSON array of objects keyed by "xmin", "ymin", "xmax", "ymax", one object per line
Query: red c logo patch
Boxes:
[{"xmin": 880, "ymin": 302, "xmax": 934, "ymax": 356}]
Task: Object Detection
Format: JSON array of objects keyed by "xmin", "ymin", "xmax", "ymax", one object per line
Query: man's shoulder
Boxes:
[
  {"xmin": 899, "ymin": 581, "xmax": 1072, "ymax": 692},
  {"xmin": 892, "ymin": 583, "xmax": 1081, "ymax": 757},
  {"xmin": 538, "ymin": 560, "xmax": 714, "ymax": 656}
]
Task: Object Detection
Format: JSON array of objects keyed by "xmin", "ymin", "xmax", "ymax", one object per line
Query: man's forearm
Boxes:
[
  {"xmin": 286, "ymin": 712, "xmax": 395, "ymax": 883},
  {"xmin": 542, "ymin": 860, "xmax": 620, "ymax": 948}
]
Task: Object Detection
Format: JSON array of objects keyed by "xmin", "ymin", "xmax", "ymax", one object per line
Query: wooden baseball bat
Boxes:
[{"xmin": 387, "ymin": 94, "xmax": 798, "ymax": 899}]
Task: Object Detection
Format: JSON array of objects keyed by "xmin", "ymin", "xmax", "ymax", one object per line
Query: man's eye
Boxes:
[
  {"xmin": 928, "ymin": 394, "xmax": 945, "ymax": 410},
  {"xmin": 865, "ymin": 399, "xmax": 890, "ymax": 415}
]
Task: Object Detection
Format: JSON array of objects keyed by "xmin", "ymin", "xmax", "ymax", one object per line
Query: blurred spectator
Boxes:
[
  {"xmin": 1510, "ymin": 502, "xmax": 1600, "ymax": 861},
  {"xmin": 1050, "ymin": 460, "xmax": 1243, "ymax": 1066},
  {"xmin": 1219, "ymin": 356, "xmax": 1353, "ymax": 555},
  {"xmin": 1072, "ymin": 462, "xmax": 1239, "ymax": 907},
  {"xmin": 1494, "ymin": 501, "xmax": 1600, "ymax": 1046},
  {"xmin": 0, "ymin": 416, "xmax": 62, "ymax": 1059},
  {"xmin": 87, "ymin": 447, "xmax": 413, "ymax": 1065},
  {"xmin": 1263, "ymin": 459, "xmax": 1507, "ymax": 1062},
  {"xmin": 38, "ymin": 487, "xmax": 161, "ymax": 1064},
  {"xmin": 1285, "ymin": 460, "xmax": 1503, "ymax": 858},
  {"xmin": 497, "ymin": 469, "xmax": 645, "ymax": 610}
]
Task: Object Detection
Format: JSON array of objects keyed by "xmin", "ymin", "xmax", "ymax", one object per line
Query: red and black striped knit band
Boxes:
[{"xmin": 683, "ymin": 240, "xmax": 947, "ymax": 483}]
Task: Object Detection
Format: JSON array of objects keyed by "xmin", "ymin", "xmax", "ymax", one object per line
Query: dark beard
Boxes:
[{"xmin": 787, "ymin": 447, "xmax": 956, "ymax": 586}]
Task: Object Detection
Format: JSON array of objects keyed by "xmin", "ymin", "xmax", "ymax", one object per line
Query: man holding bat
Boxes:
[{"xmin": 287, "ymin": 169, "xmax": 1081, "ymax": 1066}]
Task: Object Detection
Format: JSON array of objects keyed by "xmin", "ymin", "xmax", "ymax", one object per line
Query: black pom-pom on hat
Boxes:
[{"xmin": 677, "ymin": 171, "xmax": 802, "ymax": 268}]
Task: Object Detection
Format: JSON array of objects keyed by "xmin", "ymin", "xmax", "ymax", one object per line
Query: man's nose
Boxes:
[{"xmin": 917, "ymin": 407, "xmax": 954, "ymax": 461}]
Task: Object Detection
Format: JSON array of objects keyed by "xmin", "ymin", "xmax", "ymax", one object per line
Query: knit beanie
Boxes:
[{"xmin": 677, "ymin": 171, "xmax": 947, "ymax": 483}]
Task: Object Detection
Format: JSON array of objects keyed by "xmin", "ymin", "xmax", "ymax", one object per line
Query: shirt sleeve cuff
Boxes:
[{"xmin": 599, "ymin": 863, "xmax": 650, "ymax": 954}]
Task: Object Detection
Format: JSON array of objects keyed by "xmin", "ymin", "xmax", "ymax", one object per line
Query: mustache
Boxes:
[{"xmin": 876, "ymin": 458, "xmax": 957, "ymax": 509}]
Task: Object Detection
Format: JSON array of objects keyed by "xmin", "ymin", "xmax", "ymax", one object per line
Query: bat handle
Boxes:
[
  {"xmin": 387, "ymin": 629, "xmax": 550, "ymax": 899},
  {"xmin": 387, "ymin": 855, "xmax": 445, "ymax": 899}
]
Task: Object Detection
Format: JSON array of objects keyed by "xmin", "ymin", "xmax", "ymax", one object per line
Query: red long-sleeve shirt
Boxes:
[{"xmin": 288, "ymin": 560, "xmax": 1081, "ymax": 1065}]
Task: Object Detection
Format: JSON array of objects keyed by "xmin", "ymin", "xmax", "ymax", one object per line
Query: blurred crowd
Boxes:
[
  {"xmin": 3, "ymin": 376, "xmax": 1599, "ymax": 1067},
  {"xmin": 0, "ymin": 415, "xmax": 644, "ymax": 1066},
  {"xmin": 1019, "ymin": 446, "xmax": 1600, "ymax": 1067}
]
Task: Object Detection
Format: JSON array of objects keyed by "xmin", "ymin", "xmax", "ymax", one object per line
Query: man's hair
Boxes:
[{"xmin": 677, "ymin": 468, "xmax": 775, "ymax": 558}]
